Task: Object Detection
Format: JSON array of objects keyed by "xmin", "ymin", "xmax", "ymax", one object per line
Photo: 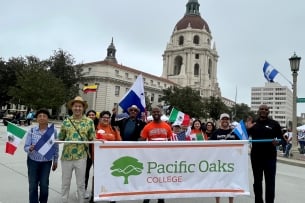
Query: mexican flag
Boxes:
[
  {"xmin": 186, "ymin": 133, "xmax": 204, "ymax": 141},
  {"xmin": 6, "ymin": 122, "xmax": 27, "ymax": 155},
  {"xmin": 169, "ymin": 108, "xmax": 190, "ymax": 126}
]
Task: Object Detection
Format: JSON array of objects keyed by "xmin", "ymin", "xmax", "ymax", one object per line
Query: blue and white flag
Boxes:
[
  {"xmin": 33, "ymin": 124, "xmax": 56, "ymax": 160},
  {"xmin": 263, "ymin": 61, "xmax": 279, "ymax": 82},
  {"xmin": 119, "ymin": 74, "xmax": 146, "ymax": 113},
  {"xmin": 233, "ymin": 120, "xmax": 249, "ymax": 140}
]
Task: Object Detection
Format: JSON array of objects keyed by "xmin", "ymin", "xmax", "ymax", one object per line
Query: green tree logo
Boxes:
[{"xmin": 110, "ymin": 156, "xmax": 144, "ymax": 184}]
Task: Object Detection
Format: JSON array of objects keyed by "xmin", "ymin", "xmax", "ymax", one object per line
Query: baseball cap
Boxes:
[{"xmin": 220, "ymin": 113, "xmax": 230, "ymax": 120}]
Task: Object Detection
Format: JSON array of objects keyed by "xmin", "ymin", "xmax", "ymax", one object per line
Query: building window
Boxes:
[
  {"xmin": 125, "ymin": 87, "xmax": 129, "ymax": 92},
  {"xmin": 195, "ymin": 54, "xmax": 199, "ymax": 59},
  {"xmin": 157, "ymin": 81, "xmax": 160, "ymax": 86},
  {"xmin": 194, "ymin": 64, "xmax": 199, "ymax": 76},
  {"xmin": 158, "ymin": 95, "xmax": 162, "ymax": 102},
  {"xmin": 174, "ymin": 56, "xmax": 183, "ymax": 75},
  {"xmin": 193, "ymin": 35, "xmax": 200, "ymax": 44},
  {"xmin": 150, "ymin": 80, "xmax": 153, "ymax": 84},
  {"xmin": 115, "ymin": 86, "xmax": 120, "ymax": 96},
  {"xmin": 208, "ymin": 59, "xmax": 212, "ymax": 79},
  {"xmin": 179, "ymin": 36, "xmax": 184, "ymax": 45},
  {"xmin": 151, "ymin": 93, "xmax": 155, "ymax": 102},
  {"xmin": 125, "ymin": 72, "xmax": 129, "ymax": 78},
  {"xmin": 115, "ymin": 70, "xmax": 119, "ymax": 75}
]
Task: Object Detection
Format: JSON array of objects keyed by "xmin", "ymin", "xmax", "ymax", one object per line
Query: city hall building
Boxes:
[{"xmin": 78, "ymin": 0, "xmax": 222, "ymax": 113}]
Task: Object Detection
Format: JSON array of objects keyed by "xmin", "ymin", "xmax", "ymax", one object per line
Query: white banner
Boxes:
[{"xmin": 93, "ymin": 140, "xmax": 250, "ymax": 202}]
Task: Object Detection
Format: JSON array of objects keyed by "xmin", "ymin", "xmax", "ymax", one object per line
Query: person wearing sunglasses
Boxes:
[{"xmin": 111, "ymin": 105, "xmax": 146, "ymax": 141}]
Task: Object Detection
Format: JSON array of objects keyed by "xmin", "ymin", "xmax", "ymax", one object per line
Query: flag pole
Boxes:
[{"xmin": 278, "ymin": 71, "xmax": 293, "ymax": 87}]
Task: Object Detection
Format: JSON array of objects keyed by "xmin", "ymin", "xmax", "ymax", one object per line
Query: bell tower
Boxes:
[
  {"xmin": 105, "ymin": 37, "xmax": 117, "ymax": 63},
  {"xmin": 162, "ymin": 0, "xmax": 221, "ymax": 98}
]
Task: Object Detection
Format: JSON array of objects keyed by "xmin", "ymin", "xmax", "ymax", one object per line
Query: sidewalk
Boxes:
[{"xmin": 277, "ymin": 148, "xmax": 305, "ymax": 168}]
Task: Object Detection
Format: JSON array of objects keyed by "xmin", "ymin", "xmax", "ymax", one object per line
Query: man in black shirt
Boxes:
[
  {"xmin": 111, "ymin": 105, "xmax": 146, "ymax": 141},
  {"xmin": 246, "ymin": 104, "xmax": 282, "ymax": 203}
]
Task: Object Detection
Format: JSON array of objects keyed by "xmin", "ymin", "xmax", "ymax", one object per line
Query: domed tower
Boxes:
[
  {"xmin": 162, "ymin": 0, "xmax": 221, "ymax": 98},
  {"xmin": 105, "ymin": 37, "xmax": 117, "ymax": 63}
]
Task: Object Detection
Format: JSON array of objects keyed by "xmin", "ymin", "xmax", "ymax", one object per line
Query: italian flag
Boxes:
[
  {"xmin": 169, "ymin": 108, "xmax": 190, "ymax": 126},
  {"xmin": 6, "ymin": 122, "xmax": 27, "ymax": 155}
]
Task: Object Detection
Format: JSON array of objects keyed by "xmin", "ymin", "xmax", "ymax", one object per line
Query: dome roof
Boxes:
[{"xmin": 175, "ymin": 15, "xmax": 210, "ymax": 33}]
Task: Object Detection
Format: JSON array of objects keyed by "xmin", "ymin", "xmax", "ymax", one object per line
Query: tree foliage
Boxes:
[
  {"xmin": 230, "ymin": 103, "xmax": 255, "ymax": 121},
  {"xmin": 0, "ymin": 50, "xmax": 81, "ymax": 114},
  {"xmin": 203, "ymin": 96, "xmax": 229, "ymax": 121},
  {"xmin": 161, "ymin": 86, "xmax": 205, "ymax": 118},
  {"xmin": 0, "ymin": 57, "xmax": 27, "ymax": 107},
  {"xmin": 47, "ymin": 49, "xmax": 83, "ymax": 101},
  {"xmin": 7, "ymin": 56, "xmax": 66, "ymax": 110}
]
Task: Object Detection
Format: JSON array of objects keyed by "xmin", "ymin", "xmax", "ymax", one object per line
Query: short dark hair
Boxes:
[
  {"xmin": 35, "ymin": 108, "xmax": 50, "ymax": 118},
  {"xmin": 100, "ymin": 111, "xmax": 111, "ymax": 117},
  {"xmin": 86, "ymin": 110, "xmax": 96, "ymax": 117}
]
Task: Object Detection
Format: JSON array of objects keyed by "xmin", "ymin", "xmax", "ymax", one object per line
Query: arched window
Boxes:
[
  {"xmin": 179, "ymin": 36, "xmax": 184, "ymax": 45},
  {"xmin": 207, "ymin": 38, "xmax": 210, "ymax": 45},
  {"xmin": 193, "ymin": 35, "xmax": 200, "ymax": 44},
  {"xmin": 194, "ymin": 64, "xmax": 199, "ymax": 76},
  {"xmin": 208, "ymin": 59, "xmax": 212, "ymax": 79},
  {"xmin": 174, "ymin": 56, "xmax": 183, "ymax": 75}
]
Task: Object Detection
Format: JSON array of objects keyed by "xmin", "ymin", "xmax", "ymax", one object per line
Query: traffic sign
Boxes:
[{"xmin": 297, "ymin": 98, "xmax": 305, "ymax": 103}]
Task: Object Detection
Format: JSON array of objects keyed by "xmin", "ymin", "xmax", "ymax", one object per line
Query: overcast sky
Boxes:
[{"xmin": 1, "ymin": 0, "xmax": 305, "ymax": 114}]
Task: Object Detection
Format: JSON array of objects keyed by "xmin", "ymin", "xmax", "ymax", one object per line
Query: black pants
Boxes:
[
  {"xmin": 251, "ymin": 157, "xmax": 276, "ymax": 203},
  {"xmin": 143, "ymin": 199, "xmax": 164, "ymax": 203}
]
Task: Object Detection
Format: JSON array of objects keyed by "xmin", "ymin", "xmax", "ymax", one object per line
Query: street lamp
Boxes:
[{"xmin": 289, "ymin": 52, "xmax": 301, "ymax": 148}]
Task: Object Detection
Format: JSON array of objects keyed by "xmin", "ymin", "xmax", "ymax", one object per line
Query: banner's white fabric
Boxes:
[{"xmin": 94, "ymin": 140, "xmax": 250, "ymax": 201}]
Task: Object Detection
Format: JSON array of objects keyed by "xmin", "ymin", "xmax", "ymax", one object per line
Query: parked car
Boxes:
[{"xmin": 2, "ymin": 109, "xmax": 27, "ymax": 126}]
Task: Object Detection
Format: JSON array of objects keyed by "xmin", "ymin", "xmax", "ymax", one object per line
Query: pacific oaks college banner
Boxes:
[{"xmin": 94, "ymin": 141, "xmax": 250, "ymax": 202}]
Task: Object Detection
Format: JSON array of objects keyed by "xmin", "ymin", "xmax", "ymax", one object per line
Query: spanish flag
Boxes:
[{"xmin": 83, "ymin": 85, "xmax": 98, "ymax": 93}]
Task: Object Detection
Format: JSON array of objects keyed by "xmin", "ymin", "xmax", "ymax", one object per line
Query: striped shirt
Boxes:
[{"xmin": 24, "ymin": 124, "xmax": 59, "ymax": 163}]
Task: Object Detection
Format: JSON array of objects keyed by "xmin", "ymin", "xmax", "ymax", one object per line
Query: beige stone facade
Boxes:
[{"xmin": 78, "ymin": 61, "xmax": 176, "ymax": 113}]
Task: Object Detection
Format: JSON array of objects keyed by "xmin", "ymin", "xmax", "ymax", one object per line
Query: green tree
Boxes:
[
  {"xmin": 0, "ymin": 57, "xmax": 27, "ymax": 107},
  {"xmin": 8, "ymin": 56, "xmax": 66, "ymax": 110},
  {"xmin": 110, "ymin": 156, "xmax": 144, "ymax": 184},
  {"xmin": 204, "ymin": 96, "xmax": 229, "ymax": 121},
  {"xmin": 230, "ymin": 103, "xmax": 255, "ymax": 121},
  {"xmin": 161, "ymin": 86, "xmax": 205, "ymax": 118},
  {"xmin": 47, "ymin": 49, "xmax": 83, "ymax": 101}
]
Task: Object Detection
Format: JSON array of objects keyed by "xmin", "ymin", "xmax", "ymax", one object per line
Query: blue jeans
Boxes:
[
  {"xmin": 27, "ymin": 157, "xmax": 52, "ymax": 203},
  {"xmin": 285, "ymin": 143, "xmax": 292, "ymax": 157},
  {"xmin": 251, "ymin": 157, "xmax": 276, "ymax": 203}
]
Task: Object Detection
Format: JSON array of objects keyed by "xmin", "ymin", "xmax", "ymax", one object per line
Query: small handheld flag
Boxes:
[
  {"xmin": 6, "ymin": 122, "xmax": 27, "ymax": 155},
  {"xmin": 169, "ymin": 108, "xmax": 190, "ymax": 126},
  {"xmin": 233, "ymin": 120, "xmax": 249, "ymax": 140}
]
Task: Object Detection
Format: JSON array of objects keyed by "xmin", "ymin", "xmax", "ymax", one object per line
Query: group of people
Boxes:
[{"xmin": 23, "ymin": 95, "xmax": 282, "ymax": 203}]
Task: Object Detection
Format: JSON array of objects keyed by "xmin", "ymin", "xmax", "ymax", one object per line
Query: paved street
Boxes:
[{"xmin": 0, "ymin": 121, "xmax": 305, "ymax": 203}]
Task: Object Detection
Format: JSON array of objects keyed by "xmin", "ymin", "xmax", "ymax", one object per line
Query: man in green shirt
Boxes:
[{"xmin": 58, "ymin": 96, "xmax": 95, "ymax": 203}]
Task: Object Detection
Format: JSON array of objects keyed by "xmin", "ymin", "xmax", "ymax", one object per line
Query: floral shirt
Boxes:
[{"xmin": 58, "ymin": 115, "xmax": 95, "ymax": 160}]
